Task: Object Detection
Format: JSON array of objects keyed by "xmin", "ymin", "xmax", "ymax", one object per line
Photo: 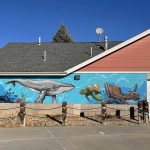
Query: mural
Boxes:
[{"xmin": 0, "ymin": 73, "xmax": 147, "ymax": 104}]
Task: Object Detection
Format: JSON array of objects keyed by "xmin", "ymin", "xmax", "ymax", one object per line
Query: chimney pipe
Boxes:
[
  {"xmin": 104, "ymin": 36, "xmax": 108, "ymax": 50},
  {"xmin": 90, "ymin": 47, "xmax": 93, "ymax": 57},
  {"xmin": 38, "ymin": 36, "xmax": 41, "ymax": 45}
]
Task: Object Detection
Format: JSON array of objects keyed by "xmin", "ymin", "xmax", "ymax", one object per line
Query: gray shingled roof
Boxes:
[{"xmin": 0, "ymin": 42, "xmax": 121, "ymax": 73}]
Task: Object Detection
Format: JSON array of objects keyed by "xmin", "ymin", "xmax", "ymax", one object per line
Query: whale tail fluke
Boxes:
[{"xmin": 6, "ymin": 81, "xmax": 16, "ymax": 87}]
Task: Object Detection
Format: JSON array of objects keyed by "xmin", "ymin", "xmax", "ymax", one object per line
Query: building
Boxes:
[{"xmin": 0, "ymin": 29, "xmax": 149, "ymax": 106}]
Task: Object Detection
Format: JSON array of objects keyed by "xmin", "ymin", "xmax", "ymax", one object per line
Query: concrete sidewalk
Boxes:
[{"xmin": 0, "ymin": 125, "xmax": 150, "ymax": 150}]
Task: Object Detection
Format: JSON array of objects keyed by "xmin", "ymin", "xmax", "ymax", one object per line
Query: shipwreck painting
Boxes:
[{"xmin": 0, "ymin": 73, "xmax": 147, "ymax": 104}]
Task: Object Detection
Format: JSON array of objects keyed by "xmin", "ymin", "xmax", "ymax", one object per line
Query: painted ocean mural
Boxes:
[{"xmin": 0, "ymin": 73, "xmax": 147, "ymax": 104}]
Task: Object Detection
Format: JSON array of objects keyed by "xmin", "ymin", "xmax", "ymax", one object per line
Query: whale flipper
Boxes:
[
  {"xmin": 35, "ymin": 90, "xmax": 47, "ymax": 103},
  {"xmin": 52, "ymin": 95, "xmax": 56, "ymax": 104}
]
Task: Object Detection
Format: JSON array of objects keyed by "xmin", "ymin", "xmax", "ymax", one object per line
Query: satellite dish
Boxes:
[
  {"xmin": 96, "ymin": 28, "xmax": 104, "ymax": 42},
  {"xmin": 96, "ymin": 28, "xmax": 104, "ymax": 35}
]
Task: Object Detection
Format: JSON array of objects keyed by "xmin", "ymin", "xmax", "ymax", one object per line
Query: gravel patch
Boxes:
[{"xmin": 0, "ymin": 114, "xmax": 141, "ymax": 128}]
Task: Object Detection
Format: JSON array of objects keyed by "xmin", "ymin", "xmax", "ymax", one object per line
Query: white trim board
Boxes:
[
  {"xmin": 0, "ymin": 72, "xmax": 67, "ymax": 76},
  {"xmin": 147, "ymin": 81, "xmax": 150, "ymax": 116},
  {"xmin": 75, "ymin": 71, "xmax": 149, "ymax": 74},
  {"xmin": 66, "ymin": 29, "xmax": 150, "ymax": 74}
]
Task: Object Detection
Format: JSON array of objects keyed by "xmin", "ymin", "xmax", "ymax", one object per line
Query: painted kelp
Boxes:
[
  {"xmin": 0, "ymin": 85, "xmax": 19, "ymax": 103},
  {"xmin": 0, "ymin": 73, "xmax": 147, "ymax": 104}
]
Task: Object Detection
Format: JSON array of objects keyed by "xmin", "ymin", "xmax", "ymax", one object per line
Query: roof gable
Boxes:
[{"xmin": 66, "ymin": 29, "xmax": 150, "ymax": 74}]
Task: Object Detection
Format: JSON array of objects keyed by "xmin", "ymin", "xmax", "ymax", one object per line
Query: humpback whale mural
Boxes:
[{"xmin": 6, "ymin": 80, "xmax": 75, "ymax": 103}]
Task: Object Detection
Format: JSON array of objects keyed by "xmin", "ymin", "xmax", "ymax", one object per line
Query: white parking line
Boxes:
[
  {"xmin": 0, "ymin": 137, "xmax": 51, "ymax": 142},
  {"xmin": 45, "ymin": 127, "xmax": 67, "ymax": 150}
]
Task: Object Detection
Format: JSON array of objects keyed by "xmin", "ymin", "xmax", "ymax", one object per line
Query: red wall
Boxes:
[{"xmin": 79, "ymin": 35, "xmax": 150, "ymax": 71}]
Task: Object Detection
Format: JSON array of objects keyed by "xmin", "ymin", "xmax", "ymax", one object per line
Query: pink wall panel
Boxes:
[{"xmin": 79, "ymin": 35, "xmax": 150, "ymax": 72}]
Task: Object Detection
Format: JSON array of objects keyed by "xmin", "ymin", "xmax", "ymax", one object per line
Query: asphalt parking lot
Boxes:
[{"xmin": 0, "ymin": 125, "xmax": 150, "ymax": 150}]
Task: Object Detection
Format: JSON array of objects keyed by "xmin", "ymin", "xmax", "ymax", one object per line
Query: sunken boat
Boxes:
[{"xmin": 104, "ymin": 82, "xmax": 140, "ymax": 101}]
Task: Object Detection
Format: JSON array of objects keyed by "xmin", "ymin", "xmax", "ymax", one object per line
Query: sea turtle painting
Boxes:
[{"xmin": 80, "ymin": 84, "xmax": 104, "ymax": 101}]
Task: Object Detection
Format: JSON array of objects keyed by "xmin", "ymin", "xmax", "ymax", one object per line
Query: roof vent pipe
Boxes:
[
  {"xmin": 104, "ymin": 36, "xmax": 108, "ymax": 50},
  {"xmin": 43, "ymin": 51, "xmax": 46, "ymax": 61},
  {"xmin": 90, "ymin": 47, "xmax": 93, "ymax": 57},
  {"xmin": 38, "ymin": 36, "xmax": 41, "ymax": 45}
]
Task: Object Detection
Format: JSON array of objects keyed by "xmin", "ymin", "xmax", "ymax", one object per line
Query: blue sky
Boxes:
[{"xmin": 0, "ymin": 0, "xmax": 149, "ymax": 47}]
